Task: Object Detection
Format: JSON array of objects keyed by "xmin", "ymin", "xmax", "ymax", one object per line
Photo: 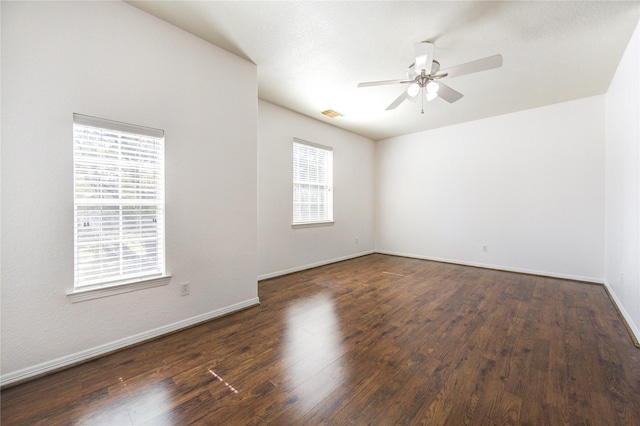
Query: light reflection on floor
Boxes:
[
  {"xmin": 75, "ymin": 378, "xmax": 174, "ymax": 425},
  {"xmin": 55, "ymin": 293, "xmax": 350, "ymax": 424},
  {"xmin": 284, "ymin": 291, "xmax": 347, "ymax": 413}
]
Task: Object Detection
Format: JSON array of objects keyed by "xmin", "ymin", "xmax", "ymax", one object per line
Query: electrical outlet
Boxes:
[
  {"xmin": 355, "ymin": 238, "xmax": 359, "ymax": 245},
  {"xmin": 482, "ymin": 245, "xmax": 488, "ymax": 252},
  {"xmin": 180, "ymin": 282, "xmax": 190, "ymax": 296}
]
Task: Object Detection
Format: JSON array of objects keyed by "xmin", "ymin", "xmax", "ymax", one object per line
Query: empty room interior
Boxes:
[{"xmin": 2, "ymin": 1, "xmax": 640, "ymax": 424}]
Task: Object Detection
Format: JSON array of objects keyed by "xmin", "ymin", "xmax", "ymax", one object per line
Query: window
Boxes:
[
  {"xmin": 73, "ymin": 114, "xmax": 166, "ymax": 290},
  {"xmin": 292, "ymin": 138, "xmax": 333, "ymax": 225}
]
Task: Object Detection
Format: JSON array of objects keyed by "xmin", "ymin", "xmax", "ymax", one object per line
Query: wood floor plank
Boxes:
[{"xmin": 2, "ymin": 254, "xmax": 640, "ymax": 425}]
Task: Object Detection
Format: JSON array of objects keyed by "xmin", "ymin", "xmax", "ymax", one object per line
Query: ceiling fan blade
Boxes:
[
  {"xmin": 386, "ymin": 91, "xmax": 410, "ymax": 110},
  {"xmin": 414, "ymin": 42, "xmax": 435, "ymax": 74},
  {"xmin": 439, "ymin": 54, "xmax": 503, "ymax": 79},
  {"xmin": 358, "ymin": 79, "xmax": 413, "ymax": 88},
  {"xmin": 434, "ymin": 82, "xmax": 463, "ymax": 103}
]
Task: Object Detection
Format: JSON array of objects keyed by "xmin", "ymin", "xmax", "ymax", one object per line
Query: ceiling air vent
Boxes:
[{"xmin": 321, "ymin": 109, "xmax": 343, "ymax": 118}]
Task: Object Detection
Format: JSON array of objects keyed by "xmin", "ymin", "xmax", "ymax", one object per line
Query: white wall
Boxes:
[
  {"xmin": 376, "ymin": 96, "xmax": 605, "ymax": 282},
  {"xmin": 1, "ymin": 1, "xmax": 258, "ymax": 384},
  {"xmin": 258, "ymin": 101, "xmax": 375, "ymax": 279},
  {"xmin": 605, "ymin": 18, "xmax": 640, "ymax": 342}
]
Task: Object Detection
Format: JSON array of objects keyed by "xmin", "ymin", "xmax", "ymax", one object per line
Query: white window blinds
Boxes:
[
  {"xmin": 293, "ymin": 138, "xmax": 333, "ymax": 224},
  {"xmin": 73, "ymin": 114, "xmax": 165, "ymax": 289}
]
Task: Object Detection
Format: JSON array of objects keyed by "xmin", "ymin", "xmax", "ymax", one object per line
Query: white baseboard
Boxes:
[
  {"xmin": 258, "ymin": 250, "xmax": 375, "ymax": 281},
  {"xmin": 603, "ymin": 281, "xmax": 640, "ymax": 347},
  {"xmin": 375, "ymin": 250, "xmax": 604, "ymax": 284},
  {"xmin": 0, "ymin": 297, "xmax": 260, "ymax": 387}
]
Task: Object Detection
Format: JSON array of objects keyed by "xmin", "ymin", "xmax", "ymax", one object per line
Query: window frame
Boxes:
[
  {"xmin": 292, "ymin": 137, "xmax": 334, "ymax": 228},
  {"xmin": 69, "ymin": 114, "xmax": 170, "ymax": 301}
]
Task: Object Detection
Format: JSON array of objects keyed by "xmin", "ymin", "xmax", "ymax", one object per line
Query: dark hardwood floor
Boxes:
[{"xmin": 2, "ymin": 254, "xmax": 640, "ymax": 425}]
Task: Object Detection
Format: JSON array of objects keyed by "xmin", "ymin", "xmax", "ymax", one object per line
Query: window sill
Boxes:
[
  {"xmin": 292, "ymin": 221, "xmax": 335, "ymax": 229},
  {"xmin": 67, "ymin": 275, "xmax": 172, "ymax": 303}
]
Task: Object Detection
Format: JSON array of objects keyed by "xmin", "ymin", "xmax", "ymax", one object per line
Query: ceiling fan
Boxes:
[{"xmin": 358, "ymin": 42, "xmax": 503, "ymax": 113}]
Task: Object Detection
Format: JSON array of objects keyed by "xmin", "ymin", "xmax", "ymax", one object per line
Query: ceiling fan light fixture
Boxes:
[
  {"xmin": 407, "ymin": 83, "xmax": 420, "ymax": 97},
  {"xmin": 426, "ymin": 81, "xmax": 439, "ymax": 101}
]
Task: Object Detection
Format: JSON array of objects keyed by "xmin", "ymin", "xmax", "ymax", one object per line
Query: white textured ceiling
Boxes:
[{"xmin": 128, "ymin": 1, "xmax": 640, "ymax": 141}]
